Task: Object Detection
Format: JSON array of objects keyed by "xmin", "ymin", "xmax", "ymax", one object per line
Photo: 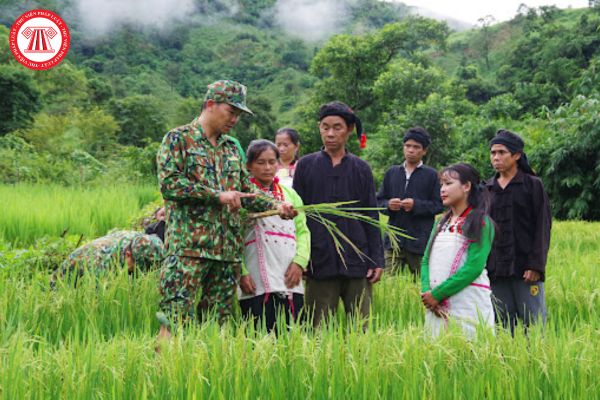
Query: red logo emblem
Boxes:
[{"xmin": 9, "ymin": 9, "xmax": 70, "ymax": 70}]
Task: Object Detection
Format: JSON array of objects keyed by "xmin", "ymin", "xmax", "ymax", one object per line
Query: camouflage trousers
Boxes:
[{"xmin": 159, "ymin": 256, "xmax": 240, "ymax": 326}]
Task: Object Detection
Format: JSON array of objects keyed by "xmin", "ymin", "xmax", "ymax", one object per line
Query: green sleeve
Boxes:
[
  {"xmin": 431, "ymin": 217, "xmax": 494, "ymax": 302},
  {"xmin": 227, "ymin": 135, "xmax": 247, "ymax": 163},
  {"xmin": 241, "ymin": 257, "xmax": 248, "ymax": 276},
  {"xmin": 420, "ymin": 223, "xmax": 438, "ymax": 293},
  {"xmin": 157, "ymin": 131, "xmax": 220, "ymax": 204},
  {"xmin": 282, "ymin": 185, "xmax": 310, "ymax": 269}
]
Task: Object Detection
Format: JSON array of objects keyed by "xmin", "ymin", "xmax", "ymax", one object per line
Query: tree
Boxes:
[
  {"xmin": 530, "ymin": 95, "xmax": 600, "ymax": 219},
  {"xmin": 373, "ymin": 60, "xmax": 448, "ymax": 113},
  {"xmin": 477, "ymin": 15, "xmax": 496, "ymax": 70},
  {"xmin": 309, "ymin": 17, "xmax": 449, "ymax": 122},
  {"xmin": 34, "ymin": 62, "xmax": 91, "ymax": 114},
  {"xmin": 109, "ymin": 95, "xmax": 167, "ymax": 147},
  {"xmin": 455, "ymin": 64, "xmax": 501, "ymax": 104},
  {"xmin": 0, "ymin": 64, "xmax": 42, "ymax": 136},
  {"xmin": 229, "ymin": 95, "xmax": 277, "ymax": 150}
]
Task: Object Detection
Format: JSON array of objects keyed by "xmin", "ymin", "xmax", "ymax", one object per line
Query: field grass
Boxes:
[
  {"xmin": 0, "ymin": 184, "xmax": 159, "ymax": 246},
  {"xmin": 1, "ymin": 219, "xmax": 599, "ymax": 399}
]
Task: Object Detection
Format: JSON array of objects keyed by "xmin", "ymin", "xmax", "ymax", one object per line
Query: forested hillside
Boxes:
[{"xmin": 1, "ymin": 1, "xmax": 599, "ymax": 219}]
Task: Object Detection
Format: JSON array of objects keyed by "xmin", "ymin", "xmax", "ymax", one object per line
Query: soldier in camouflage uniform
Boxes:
[
  {"xmin": 156, "ymin": 80, "xmax": 295, "ymax": 338},
  {"xmin": 53, "ymin": 230, "xmax": 163, "ymax": 285}
]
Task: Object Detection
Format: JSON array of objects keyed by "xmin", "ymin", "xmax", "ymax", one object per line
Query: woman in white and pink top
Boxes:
[{"xmin": 238, "ymin": 139, "xmax": 310, "ymax": 333}]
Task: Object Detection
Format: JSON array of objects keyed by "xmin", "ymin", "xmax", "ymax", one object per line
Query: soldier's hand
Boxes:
[
  {"xmin": 388, "ymin": 198, "xmax": 402, "ymax": 211},
  {"xmin": 240, "ymin": 275, "xmax": 256, "ymax": 295},
  {"xmin": 219, "ymin": 191, "xmax": 256, "ymax": 212},
  {"xmin": 284, "ymin": 262, "xmax": 303, "ymax": 288},
  {"xmin": 276, "ymin": 202, "xmax": 297, "ymax": 220}
]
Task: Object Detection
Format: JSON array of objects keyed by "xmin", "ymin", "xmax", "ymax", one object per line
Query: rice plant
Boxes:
[
  {"xmin": 0, "ymin": 184, "xmax": 159, "ymax": 246},
  {"xmin": 0, "ymin": 220, "xmax": 598, "ymax": 399}
]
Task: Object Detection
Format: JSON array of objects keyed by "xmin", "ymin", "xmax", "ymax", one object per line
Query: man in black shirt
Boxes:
[
  {"xmin": 486, "ymin": 130, "xmax": 552, "ymax": 333},
  {"xmin": 293, "ymin": 101, "xmax": 384, "ymax": 327},
  {"xmin": 377, "ymin": 127, "xmax": 442, "ymax": 275}
]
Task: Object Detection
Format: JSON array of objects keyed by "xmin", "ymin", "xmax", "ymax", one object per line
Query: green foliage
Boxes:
[
  {"xmin": 373, "ymin": 60, "xmax": 449, "ymax": 113},
  {"xmin": 0, "ymin": 135, "xmax": 44, "ymax": 183},
  {"xmin": 104, "ymin": 140, "xmax": 162, "ymax": 185},
  {"xmin": 480, "ymin": 93, "xmax": 522, "ymax": 120},
  {"xmin": 0, "ymin": 64, "xmax": 42, "ymax": 135},
  {"xmin": 530, "ymin": 95, "xmax": 600, "ymax": 219},
  {"xmin": 455, "ymin": 63, "xmax": 501, "ymax": 104},
  {"xmin": 0, "ymin": 24, "xmax": 11, "ymax": 64},
  {"xmin": 1, "ymin": 221, "xmax": 599, "ymax": 398},
  {"xmin": 109, "ymin": 95, "xmax": 167, "ymax": 147},
  {"xmin": 496, "ymin": 10, "xmax": 600, "ymax": 113},
  {"xmin": 21, "ymin": 107, "xmax": 119, "ymax": 158},
  {"xmin": 229, "ymin": 96, "xmax": 277, "ymax": 150},
  {"xmin": 310, "ymin": 17, "xmax": 449, "ymax": 117},
  {"xmin": 235, "ymin": 0, "xmax": 277, "ymax": 25},
  {"xmin": 34, "ymin": 62, "xmax": 91, "ymax": 113},
  {"xmin": 0, "ymin": 234, "xmax": 82, "ymax": 274}
]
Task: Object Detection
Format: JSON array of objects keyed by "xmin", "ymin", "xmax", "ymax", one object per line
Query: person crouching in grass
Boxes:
[
  {"xmin": 52, "ymin": 230, "xmax": 164, "ymax": 287},
  {"xmin": 420, "ymin": 163, "xmax": 495, "ymax": 338},
  {"xmin": 238, "ymin": 140, "xmax": 310, "ymax": 333}
]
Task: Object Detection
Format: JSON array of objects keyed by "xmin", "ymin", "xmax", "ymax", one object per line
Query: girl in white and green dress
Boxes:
[{"xmin": 421, "ymin": 163, "xmax": 495, "ymax": 338}]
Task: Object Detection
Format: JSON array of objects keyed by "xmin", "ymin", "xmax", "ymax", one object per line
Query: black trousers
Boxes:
[{"xmin": 239, "ymin": 292, "xmax": 304, "ymax": 333}]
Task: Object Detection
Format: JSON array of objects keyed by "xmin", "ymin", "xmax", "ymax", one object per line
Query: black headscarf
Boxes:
[
  {"xmin": 318, "ymin": 101, "xmax": 366, "ymax": 148},
  {"xmin": 490, "ymin": 129, "xmax": 536, "ymax": 175},
  {"xmin": 403, "ymin": 126, "xmax": 431, "ymax": 148}
]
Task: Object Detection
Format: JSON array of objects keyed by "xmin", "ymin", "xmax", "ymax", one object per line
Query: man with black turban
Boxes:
[
  {"xmin": 485, "ymin": 129, "xmax": 552, "ymax": 334},
  {"xmin": 293, "ymin": 101, "xmax": 384, "ymax": 328},
  {"xmin": 377, "ymin": 126, "xmax": 443, "ymax": 276}
]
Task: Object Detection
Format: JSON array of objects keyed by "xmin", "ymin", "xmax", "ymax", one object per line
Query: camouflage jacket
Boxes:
[
  {"xmin": 157, "ymin": 118, "xmax": 276, "ymax": 261},
  {"xmin": 62, "ymin": 230, "xmax": 163, "ymax": 274}
]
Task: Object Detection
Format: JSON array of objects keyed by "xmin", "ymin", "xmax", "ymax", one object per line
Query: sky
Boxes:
[{"xmin": 394, "ymin": 0, "xmax": 589, "ymax": 25}]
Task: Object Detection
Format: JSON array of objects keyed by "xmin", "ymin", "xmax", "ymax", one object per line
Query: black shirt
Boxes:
[
  {"xmin": 485, "ymin": 170, "xmax": 552, "ymax": 281},
  {"xmin": 293, "ymin": 150, "xmax": 384, "ymax": 280},
  {"xmin": 377, "ymin": 164, "xmax": 443, "ymax": 254}
]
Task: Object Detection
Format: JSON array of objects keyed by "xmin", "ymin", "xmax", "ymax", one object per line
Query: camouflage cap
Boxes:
[
  {"xmin": 204, "ymin": 79, "xmax": 253, "ymax": 115},
  {"xmin": 130, "ymin": 234, "xmax": 164, "ymax": 272}
]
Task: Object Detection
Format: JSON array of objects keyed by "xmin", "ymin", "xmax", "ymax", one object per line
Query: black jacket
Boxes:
[
  {"xmin": 293, "ymin": 150, "xmax": 384, "ymax": 280},
  {"xmin": 485, "ymin": 170, "xmax": 552, "ymax": 281},
  {"xmin": 377, "ymin": 164, "xmax": 443, "ymax": 254}
]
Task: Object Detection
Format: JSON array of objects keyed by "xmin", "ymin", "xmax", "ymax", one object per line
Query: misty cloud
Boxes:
[
  {"xmin": 273, "ymin": 0, "xmax": 352, "ymax": 41},
  {"xmin": 71, "ymin": 0, "xmax": 363, "ymax": 41},
  {"xmin": 74, "ymin": 0, "xmax": 196, "ymax": 35}
]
